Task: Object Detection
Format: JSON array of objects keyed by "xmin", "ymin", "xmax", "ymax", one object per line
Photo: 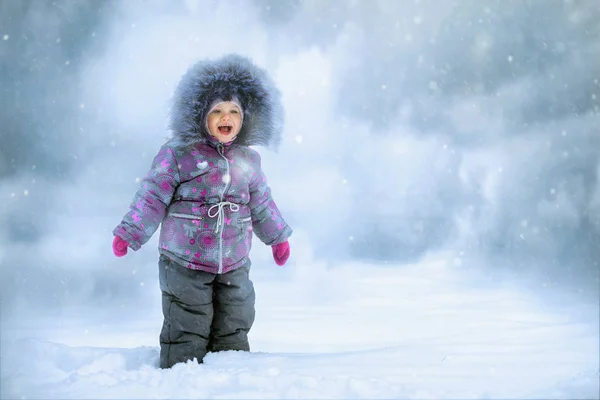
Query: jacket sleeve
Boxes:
[
  {"xmin": 113, "ymin": 144, "xmax": 180, "ymax": 250},
  {"xmin": 248, "ymin": 151, "xmax": 293, "ymax": 246}
]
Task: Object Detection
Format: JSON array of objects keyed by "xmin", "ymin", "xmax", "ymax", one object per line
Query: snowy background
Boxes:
[{"xmin": 1, "ymin": 0, "xmax": 599, "ymax": 398}]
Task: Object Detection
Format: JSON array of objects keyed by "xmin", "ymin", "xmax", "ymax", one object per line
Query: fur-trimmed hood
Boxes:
[{"xmin": 169, "ymin": 54, "xmax": 284, "ymax": 149}]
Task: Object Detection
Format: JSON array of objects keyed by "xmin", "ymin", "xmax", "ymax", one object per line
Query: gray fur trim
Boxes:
[{"xmin": 169, "ymin": 54, "xmax": 284, "ymax": 149}]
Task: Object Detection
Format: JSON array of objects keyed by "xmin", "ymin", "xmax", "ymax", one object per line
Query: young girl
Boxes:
[{"xmin": 111, "ymin": 54, "xmax": 293, "ymax": 368}]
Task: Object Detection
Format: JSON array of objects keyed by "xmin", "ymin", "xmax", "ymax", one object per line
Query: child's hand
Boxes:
[
  {"xmin": 112, "ymin": 235, "xmax": 130, "ymax": 257},
  {"xmin": 272, "ymin": 241, "xmax": 290, "ymax": 266}
]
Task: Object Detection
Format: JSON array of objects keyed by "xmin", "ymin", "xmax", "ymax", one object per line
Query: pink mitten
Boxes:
[
  {"xmin": 272, "ymin": 241, "xmax": 290, "ymax": 266},
  {"xmin": 112, "ymin": 235, "xmax": 130, "ymax": 257}
]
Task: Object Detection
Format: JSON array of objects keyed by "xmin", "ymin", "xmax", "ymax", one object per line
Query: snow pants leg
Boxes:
[
  {"xmin": 208, "ymin": 265, "xmax": 256, "ymax": 353},
  {"xmin": 158, "ymin": 255, "xmax": 255, "ymax": 368}
]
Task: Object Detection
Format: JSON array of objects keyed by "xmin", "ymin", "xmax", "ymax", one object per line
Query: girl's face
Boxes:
[{"xmin": 206, "ymin": 102, "xmax": 243, "ymax": 143}]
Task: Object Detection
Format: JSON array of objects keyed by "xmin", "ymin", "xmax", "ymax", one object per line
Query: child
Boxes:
[{"xmin": 111, "ymin": 54, "xmax": 292, "ymax": 368}]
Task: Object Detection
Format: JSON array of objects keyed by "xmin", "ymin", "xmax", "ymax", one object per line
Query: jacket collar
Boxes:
[{"xmin": 204, "ymin": 132, "xmax": 237, "ymax": 150}]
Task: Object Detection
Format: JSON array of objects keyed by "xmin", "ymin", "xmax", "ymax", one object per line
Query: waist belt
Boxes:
[{"xmin": 207, "ymin": 201, "xmax": 240, "ymax": 233}]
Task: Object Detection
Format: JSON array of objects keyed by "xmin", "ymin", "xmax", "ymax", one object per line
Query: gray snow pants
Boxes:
[{"xmin": 158, "ymin": 254, "xmax": 256, "ymax": 368}]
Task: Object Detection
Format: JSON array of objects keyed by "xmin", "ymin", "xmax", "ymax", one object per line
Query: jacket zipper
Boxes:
[
  {"xmin": 216, "ymin": 143, "xmax": 231, "ymax": 274},
  {"xmin": 169, "ymin": 212, "xmax": 202, "ymax": 220}
]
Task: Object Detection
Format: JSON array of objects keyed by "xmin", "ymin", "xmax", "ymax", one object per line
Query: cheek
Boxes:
[
  {"xmin": 207, "ymin": 115, "xmax": 219, "ymax": 128},
  {"xmin": 234, "ymin": 116, "xmax": 243, "ymax": 130}
]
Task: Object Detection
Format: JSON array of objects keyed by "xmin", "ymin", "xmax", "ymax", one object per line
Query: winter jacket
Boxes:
[
  {"xmin": 114, "ymin": 135, "xmax": 291, "ymax": 274},
  {"xmin": 113, "ymin": 54, "xmax": 292, "ymax": 273}
]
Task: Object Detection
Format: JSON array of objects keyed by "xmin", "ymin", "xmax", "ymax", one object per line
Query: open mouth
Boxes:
[{"xmin": 218, "ymin": 124, "xmax": 233, "ymax": 135}]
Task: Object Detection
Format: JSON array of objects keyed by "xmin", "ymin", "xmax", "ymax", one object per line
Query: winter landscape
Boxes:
[{"xmin": 1, "ymin": 1, "xmax": 599, "ymax": 399}]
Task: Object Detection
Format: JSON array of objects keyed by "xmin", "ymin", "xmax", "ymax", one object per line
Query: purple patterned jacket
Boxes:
[{"xmin": 113, "ymin": 135, "xmax": 292, "ymax": 274}]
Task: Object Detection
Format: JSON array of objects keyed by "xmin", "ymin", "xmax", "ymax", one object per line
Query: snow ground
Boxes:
[{"xmin": 2, "ymin": 258, "xmax": 598, "ymax": 399}]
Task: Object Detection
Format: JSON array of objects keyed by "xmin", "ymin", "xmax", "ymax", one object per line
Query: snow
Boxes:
[{"xmin": 2, "ymin": 258, "xmax": 598, "ymax": 399}]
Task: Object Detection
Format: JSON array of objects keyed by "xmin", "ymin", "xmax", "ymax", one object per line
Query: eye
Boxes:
[
  {"xmin": 230, "ymin": 109, "xmax": 239, "ymax": 114},
  {"xmin": 211, "ymin": 109, "xmax": 221, "ymax": 114}
]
